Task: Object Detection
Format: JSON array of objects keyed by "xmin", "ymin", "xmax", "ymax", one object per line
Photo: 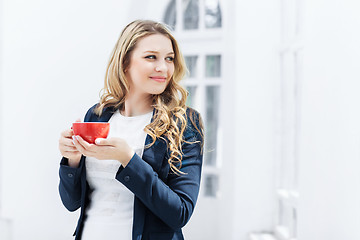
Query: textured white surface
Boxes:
[{"xmin": 0, "ymin": 218, "xmax": 12, "ymax": 240}]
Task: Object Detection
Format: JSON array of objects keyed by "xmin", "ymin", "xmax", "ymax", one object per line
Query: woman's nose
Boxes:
[{"xmin": 155, "ymin": 61, "xmax": 167, "ymax": 72}]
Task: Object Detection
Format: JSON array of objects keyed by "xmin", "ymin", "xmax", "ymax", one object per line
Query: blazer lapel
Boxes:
[
  {"xmin": 98, "ymin": 106, "xmax": 116, "ymax": 122},
  {"xmin": 142, "ymin": 134, "xmax": 167, "ymax": 174}
]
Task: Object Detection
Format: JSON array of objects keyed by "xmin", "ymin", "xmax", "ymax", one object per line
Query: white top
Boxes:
[{"xmin": 81, "ymin": 109, "xmax": 153, "ymax": 240}]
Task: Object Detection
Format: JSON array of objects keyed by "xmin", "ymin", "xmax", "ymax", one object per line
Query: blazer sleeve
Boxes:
[
  {"xmin": 58, "ymin": 105, "xmax": 97, "ymax": 212},
  {"xmin": 115, "ymin": 110, "xmax": 204, "ymax": 230},
  {"xmin": 58, "ymin": 156, "xmax": 85, "ymax": 212}
]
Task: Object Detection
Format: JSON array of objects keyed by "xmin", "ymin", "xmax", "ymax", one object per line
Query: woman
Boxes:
[{"xmin": 58, "ymin": 19, "xmax": 204, "ymax": 240}]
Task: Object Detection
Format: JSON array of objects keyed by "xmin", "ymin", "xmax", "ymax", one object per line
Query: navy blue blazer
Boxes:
[{"xmin": 58, "ymin": 104, "xmax": 203, "ymax": 240}]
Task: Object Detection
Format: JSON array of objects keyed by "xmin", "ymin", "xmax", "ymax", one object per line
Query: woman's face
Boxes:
[{"xmin": 125, "ymin": 34, "xmax": 175, "ymax": 97}]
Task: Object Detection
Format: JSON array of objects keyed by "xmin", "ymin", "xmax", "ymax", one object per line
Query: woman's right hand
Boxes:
[{"xmin": 59, "ymin": 121, "xmax": 82, "ymax": 168}]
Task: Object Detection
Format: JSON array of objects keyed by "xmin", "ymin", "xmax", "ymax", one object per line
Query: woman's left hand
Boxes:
[{"xmin": 72, "ymin": 136, "xmax": 135, "ymax": 167}]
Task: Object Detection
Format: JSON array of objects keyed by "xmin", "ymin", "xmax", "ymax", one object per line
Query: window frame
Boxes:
[
  {"xmin": 164, "ymin": 0, "xmax": 224, "ymax": 198},
  {"xmin": 274, "ymin": 0, "xmax": 303, "ymax": 239},
  {"xmin": 0, "ymin": 0, "xmax": 3, "ymax": 213},
  {"xmin": 182, "ymin": 51, "xmax": 223, "ymax": 198}
]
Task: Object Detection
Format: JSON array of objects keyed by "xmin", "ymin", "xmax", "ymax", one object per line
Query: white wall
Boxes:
[
  {"xmin": 233, "ymin": 0, "xmax": 280, "ymax": 239},
  {"xmin": 299, "ymin": 0, "xmax": 360, "ymax": 239},
  {"xmin": 0, "ymin": 0, "xmax": 132, "ymax": 239}
]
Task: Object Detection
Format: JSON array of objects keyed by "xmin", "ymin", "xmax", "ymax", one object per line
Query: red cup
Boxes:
[{"xmin": 72, "ymin": 122, "xmax": 110, "ymax": 144}]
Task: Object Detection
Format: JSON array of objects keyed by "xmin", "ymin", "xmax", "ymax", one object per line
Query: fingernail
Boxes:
[{"xmin": 95, "ymin": 139, "xmax": 101, "ymax": 145}]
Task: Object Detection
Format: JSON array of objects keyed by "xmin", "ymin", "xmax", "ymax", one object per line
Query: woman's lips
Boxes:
[{"xmin": 150, "ymin": 76, "xmax": 166, "ymax": 82}]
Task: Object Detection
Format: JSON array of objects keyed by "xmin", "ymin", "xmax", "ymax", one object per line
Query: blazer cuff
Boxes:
[
  {"xmin": 59, "ymin": 157, "xmax": 82, "ymax": 184},
  {"xmin": 115, "ymin": 153, "xmax": 154, "ymax": 191}
]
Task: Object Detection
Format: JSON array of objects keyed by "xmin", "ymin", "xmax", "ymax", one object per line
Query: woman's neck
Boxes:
[{"xmin": 121, "ymin": 94, "xmax": 153, "ymax": 117}]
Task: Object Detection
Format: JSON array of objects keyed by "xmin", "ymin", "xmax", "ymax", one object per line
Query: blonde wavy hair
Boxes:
[{"xmin": 94, "ymin": 19, "xmax": 203, "ymax": 174}]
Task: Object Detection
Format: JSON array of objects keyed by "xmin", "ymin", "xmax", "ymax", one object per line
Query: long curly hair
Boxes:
[{"xmin": 94, "ymin": 19, "xmax": 203, "ymax": 174}]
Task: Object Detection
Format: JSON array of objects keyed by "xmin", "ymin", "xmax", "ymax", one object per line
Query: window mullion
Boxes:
[
  {"xmin": 197, "ymin": 53, "xmax": 205, "ymax": 116},
  {"xmin": 176, "ymin": 0, "xmax": 183, "ymax": 32},
  {"xmin": 199, "ymin": 0, "xmax": 205, "ymax": 32}
]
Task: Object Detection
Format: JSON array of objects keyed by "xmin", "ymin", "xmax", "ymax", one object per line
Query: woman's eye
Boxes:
[
  {"xmin": 166, "ymin": 56, "xmax": 174, "ymax": 62},
  {"xmin": 145, "ymin": 55, "xmax": 156, "ymax": 59}
]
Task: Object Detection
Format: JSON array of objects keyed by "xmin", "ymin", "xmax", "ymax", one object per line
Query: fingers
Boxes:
[
  {"xmin": 59, "ymin": 120, "xmax": 83, "ymax": 159},
  {"xmin": 62, "ymin": 119, "xmax": 81, "ymax": 137},
  {"xmin": 59, "ymin": 135, "xmax": 81, "ymax": 160},
  {"xmin": 61, "ymin": 128, "xmax": 74, "ymax": 138},
  {"xmin": 72, "ymin": 135, "xmax": 96, "ymax": 156},
  {"xmin": 59, "ymin": 135, "xmax": 75, "ymax": 148},
  {"xmin": 94, "ymin": 138, "xmax": 112, "ymax": 146},
  {"xmin": 63, "ymin": 148, "xmax": 79, "ymax": 153},
  {"xmin": 59, "ymin": 129, "xmax": 77, "ymax": 152},
  {"xmin": 95, "ymin": 137, "xmax": 124, "ymax": 146},
  {"xmin": 73, "ymin": 135, "xmax": 91, "ymax": 149}
]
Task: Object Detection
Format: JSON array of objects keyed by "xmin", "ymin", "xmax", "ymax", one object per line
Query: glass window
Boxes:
[
  {"xmin": 205, "ymin": 55, "xmax": 221, "ymax": 77},
  {"xmin": 292, "ymin": 207, "xmax": 297, "ymax": 237},
  {"xmin": 205, "ymin": 0, "xmax": 222, "ymax": 28},
  {"xmin": 278, "ymin": 198, "xmax": 294, "ymax": 238},
  {"xmin": 278, "ymin": 199, "xmax": 284, "ymax": 225},
  {"xmin": 164, "ymin": 0, "xmax": 223, "ymax": 31},
  {"xmin": 183, "ymin": 0, "xmax": 199, "ymax": 30},
  {"xmin": 186, "ymin": 86, "xmax": 197, "ymax": 107},
  {"xmin": 163, "ymin": 0, "xmax": 177, "ymax": 30},
  {"xmin": 184, "ymin": 55, "xmax": 198, "ymax": 78},
  {"xmin": 204, "ymin": 174, "xmax": 219, "ymax": 197},
  {"xmin": 205, "ymin": 86, "xmax": 219, "ymax": 166}
]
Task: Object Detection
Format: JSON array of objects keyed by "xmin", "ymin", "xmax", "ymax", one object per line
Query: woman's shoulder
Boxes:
[
  {"xmin": 185, "ymin": 106, "xmax": 200, "ymax": 117},
  {"xmin": 185, "ymin": 107, "xmax": 201, "ymax": 126},
  {"xmin": 184, "ymin": 107, "xmax": 204, "ymax": 141},
  {"xmin": 84, "ymin": 103, "xmax": 116, "ymax": 122}
]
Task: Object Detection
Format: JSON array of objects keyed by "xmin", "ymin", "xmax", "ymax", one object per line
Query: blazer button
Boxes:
[
  {"xmin": 124, "ymin": 176, "xmax": 130, "ymax": 182},
  {"xmin": 67, "ymin": 173, "xmax": 74, "ymax": 178}
]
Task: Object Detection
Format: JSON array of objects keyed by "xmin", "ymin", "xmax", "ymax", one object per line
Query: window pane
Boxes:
[
  {"xmin": 186, "ymin": 86, "xmax": 197, "ymax": 107},
  {"xmin": 184, "ymin": 56, "xmax": 198, "ymax": 78},
  {"xmin": 163, "ymin": 0, "xmax": 177, "ymax": 30},
  {"xmin": 292, "ymin": 207, "xmax": 297, "ymax": 238},
  {"xmin": 183, "ymin": 0, "xmax": 199, "ymax": 30},
  {"xmin": 205, "ymin": 86, "xmax": 219, "ymax": 166},
  {"xmin": 279, "ymin": 199, "xmax": 291, "ymax": 235},
  {"xmin": 278, "ymin": 200, "xmax": 284, "ymax": 225},
  {"xmin": 204, "ymin": 174, "xmax": 219, "ymax": 197},
  {"xmin": 205, "ymin": 0, "xmax": 222, "ymax": 28},
  {"xmin": 205, "ymin": 55, "xmax": 221, "ymax": 77}
]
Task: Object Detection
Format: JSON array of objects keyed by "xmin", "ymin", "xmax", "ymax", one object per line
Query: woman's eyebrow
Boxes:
[{"xmin": 144, "ymin": 50, "xmax": 174, "ymax": 55}]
